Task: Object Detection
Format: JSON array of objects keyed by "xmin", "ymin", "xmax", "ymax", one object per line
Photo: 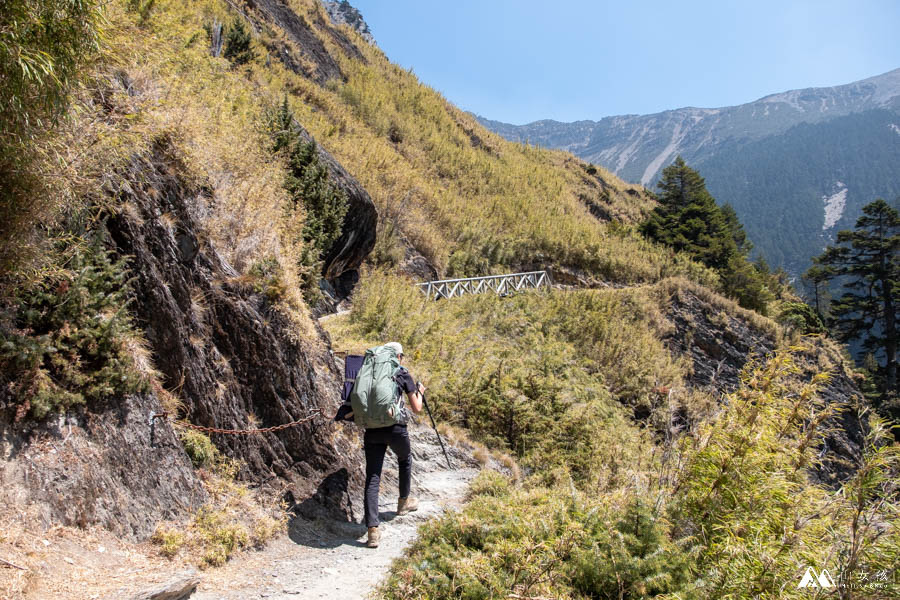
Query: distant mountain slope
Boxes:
[
  {"xmin": 478, "ymin": 69, "xmax": 900, "ymax": 274},
  {"xmin": 700, "ymin": 109, "xmax": 900, "ymax": 271}
]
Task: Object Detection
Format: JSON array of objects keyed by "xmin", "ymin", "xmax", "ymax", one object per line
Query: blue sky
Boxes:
[{"xmin": 349, "ymin": 0, "xmax": 900, "ymax": 125}]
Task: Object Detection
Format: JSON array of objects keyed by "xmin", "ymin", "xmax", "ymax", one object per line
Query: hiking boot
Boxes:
[
  {"xmin": 397, "ymin": 496, "xmax": 419, "ymax": 515},
  {"xmin": 366, "ymin": 526, "xmax": 380, "ymax": 548}
]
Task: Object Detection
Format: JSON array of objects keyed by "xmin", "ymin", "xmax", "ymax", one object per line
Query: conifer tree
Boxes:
[
  {"xmin": 223, "ymin": 20, "xmax": 254, "ymax": 66},
  {"xmin": 640, "ymin": 157, "xmax": 774, "ymax": 312},
  {"xmin": 266, "ymin": 98, "xmax": 349, "ymax": 299},
  {"xmin": 286, "ymin": 140, "xmax": 348, "ymax": 259},
  {"xmin": 721, "ymin": 202, "xmax": 753, "ymax": 254},
  {"xmin": 808, "ymin": 198, "xmax": 899, "ymax": 394},
  {"xmin": 272, "ymin": 95, "xmax": 296, "ymax": 154},
  {"xmin": 802, "ymin": 264, "xmax": 831, "ymax": 318},
  {"xmin": 640, "ymin": 157, "xmax": 737, "ymax": 271}
]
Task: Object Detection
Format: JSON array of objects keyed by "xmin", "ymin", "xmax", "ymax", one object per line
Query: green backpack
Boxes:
[{"xmin": 349, "ymin": 345, "xmax": 404, "ymax": 429}]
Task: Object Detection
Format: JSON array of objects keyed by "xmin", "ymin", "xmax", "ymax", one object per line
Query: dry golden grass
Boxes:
[
  {"xmin": 199, "ymin": 0, "xmax": 706, "ymax": 284},
  {"xmin": 652, "ymin": 276, "xmax": 782, "ymax": 341},
  {"xmin": 151, "ymin": 442, "xmax": 288, "ymax": 569},
  {"xmin": 437, "ymin": 423, "xmax": 522, "ymax": 484}
]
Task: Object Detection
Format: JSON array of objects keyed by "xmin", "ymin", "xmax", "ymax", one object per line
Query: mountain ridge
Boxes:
[
  {"xmin": 477, "ymin": 68, "xmax": 900, "ymax": 274},
  {"xmin": 477, "ymin": 67, "xmax": 900, "ymax": 185}
]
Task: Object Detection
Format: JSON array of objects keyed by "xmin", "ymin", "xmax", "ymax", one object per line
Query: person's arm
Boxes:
[{"xmin": 408, "ymin": 381, "xmax": 425, "ymax": 414}]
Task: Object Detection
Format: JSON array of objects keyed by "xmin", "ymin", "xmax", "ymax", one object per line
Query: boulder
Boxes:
[{"xmin": 128, "ymin": 571, "xmax": 200, "ymax": 600}]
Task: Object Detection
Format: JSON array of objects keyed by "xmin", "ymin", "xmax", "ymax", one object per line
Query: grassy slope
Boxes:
[
  {"xmin": 19, "ymin": 0, "xmax": 896, "ymax": 594},
  {"xmin": 82, "ymin": 0, "xmax": 719, "ymax": 293},
  {"xmin": 323, "ymin": 273, "xmax": 897, "ymax": 599},
  {"xmin": 244, "ymin": 0, "xmax": 718, "ymax": 284}
]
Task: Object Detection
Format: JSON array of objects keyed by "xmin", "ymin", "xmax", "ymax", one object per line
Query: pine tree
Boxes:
[
  {"xmin": 802, "ymin": 264, "xmax": 831, "ymax": 318},
  {"xmin": 223, "ymin": 20, "xmax": 254, "ymax": 66},
  {"xmin": 286, "ymin": 140, "xmax": 348, "ymax": 258},
  {"xmin": 808, "ymin": 198, "xmax": 899, "ymax": 394},
  {"xmin": 640, "ymin": 157, "xmax": 737, "ymax": 271},
  {"xmin": 640, "ymin": 157, "xmax": 775, "ymax": 312},
  {"xmin": 272, "ymin": 95, "xmax": 297, "ymax": 154},
  {"xmin": 721, "ymin": 202, "xmax": 753, "ymax": 254}
]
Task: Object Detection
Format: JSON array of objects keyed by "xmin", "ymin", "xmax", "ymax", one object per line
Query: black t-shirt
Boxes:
[
  {"xmin": 394, "ymin": 367, "xmax": 417, "ymax": 424},
  {"xmin": 395, "ymin": 368, "xmax": 416, "ymax": 395}
]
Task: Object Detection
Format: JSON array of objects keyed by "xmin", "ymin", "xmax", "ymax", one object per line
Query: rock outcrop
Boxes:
[
  {"xmin": 664, "ymin": 288, "xmax": 777, "ymax": 392},
  {"xmin": 244, "ymin": 0, "xmax": 363, "ymax": 83},
  {"xmin": 0, "ymin": 133, "xmax": 372, "ymax": 539},
  {"xmin": 0, "ymin": 392, "xmax": 204, "ymax": 538},
  {"xmin": 103, "ymin": 137, "xmax": 364, "ymax": 521},
  {"xmin": 322, "ymin": 0, "xmax": 375, "ymax": 45},
  {"xmin": 128, "ymin": 570, "xmax": 200, "ymax": 600},
  {"xmin": 290, "ymin": 123, "xmax": 377, "ymax": 292},
  {"xmin": 663, "ymin": 286, "xmax": 866, "ymax": 485}
]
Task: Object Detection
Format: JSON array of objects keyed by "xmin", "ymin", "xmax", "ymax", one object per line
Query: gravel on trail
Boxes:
[{"xmin": 193, "ymin": 425, "xmax": 480, "ymax": 600}]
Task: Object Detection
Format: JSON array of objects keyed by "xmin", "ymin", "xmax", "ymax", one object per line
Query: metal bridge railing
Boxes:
[{"xmin": 417, "ymin": 271, "xmax": 551, "ymax": 300}]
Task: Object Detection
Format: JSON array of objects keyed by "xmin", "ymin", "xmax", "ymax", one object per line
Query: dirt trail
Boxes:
[
  {"xmin": 0, "ymin": 425, "xmax": 481, "ymax": 600},
  {"xmin": 193, "ymin": 425, "xmax": 479, "ymax": 600}
]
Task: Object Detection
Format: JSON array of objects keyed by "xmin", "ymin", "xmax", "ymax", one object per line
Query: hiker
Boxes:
[{"xmin": 341, "ymin": 342, "xmax": 426, "ymax": 548}]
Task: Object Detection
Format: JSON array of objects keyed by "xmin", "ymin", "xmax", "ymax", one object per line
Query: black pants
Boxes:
[{"xmin": 363, "ymin": 424, "xmax": 411, "ymax": 528}]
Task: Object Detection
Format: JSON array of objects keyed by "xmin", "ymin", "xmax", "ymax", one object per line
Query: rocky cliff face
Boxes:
[
  {"xmin": 322, "ymin": 0, "xmax": 375, "ymax": 45},
  {"xmin": 664, "ymin": 286, "xmax": 866, "ymax": 485},
  {"xmin": 664, "ymin": 288, "xmax": 777, "ymax": 392},
  {"xmin": 106, "ymin": 138, "xmax": 366, "ymax": 519},
  {"xmin": 244, "ymin": 0, "xmax": 365, "ymax": 82},
  {"xmin": 0, "ymin": 0, "xmax": 386, "ymax": 540},
  {"xmin": 0, "ymin": 392, "xmax": 204, "ymax": 539},
  {"xmin": 1, "ymin": 135, "xmax": 372, "ymax": 539}
]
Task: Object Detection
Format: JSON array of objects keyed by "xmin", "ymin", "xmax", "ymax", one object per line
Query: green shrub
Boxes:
[
  {"xmin": 178, "ymin": 429, "xmax": 220, "ymax": 469},
  {"xmin": 379, "ymin": 349, "xmax": 899, "ymax": 600},
  {"xmin": 223, "ymin": 20, "xmax": 254, "ymax": 66},
  {"xmin": 0, "ymin": 240, "xmax": 149, "ymax": 419},
  {"xmin": 667, "ymin": 351, "xmax": 900, "ymax": 598},
  {"xmin": 286, "ymin": 139, "xmax": 349, "ymax": 261},
  {"xmin": 193, "ymin": 506, "xmax": 250, "ymax": 568},
  {"xmin": 381, "ymin": 485, "xmax": 693, "ymax": 599},
  {"xmin": 248, "ymin": 257, "xmax": 287, "ymax": 303},
  {"xmin": 777, "ymin": 301, "xmax": 825, "ymax": 334},
  {"xmin": 151, "ymin": 525, "xmax": 185, "ymax": 558},
  {"xmin": 569, "ymin": 499, "xmax": 693, "ymax": 598},
  {"xmin": 466, "ymin": 470, "xmax": 511, "ymax": 499}
]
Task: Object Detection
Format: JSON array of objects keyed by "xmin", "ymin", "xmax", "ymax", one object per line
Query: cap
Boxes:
[{"xmin": 384, "ymin": 342, "xmax": 403, "ymax": 357}]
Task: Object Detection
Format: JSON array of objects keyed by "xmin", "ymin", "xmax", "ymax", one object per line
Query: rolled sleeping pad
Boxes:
[{"xmin": 335, "ymin": 354, "xmax": 364, "ymax": 421}]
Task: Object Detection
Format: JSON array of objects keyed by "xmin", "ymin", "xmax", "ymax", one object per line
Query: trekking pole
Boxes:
[{"xmin": 421, "ymin": 389, "xmax": 452, "ymax": 470}]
